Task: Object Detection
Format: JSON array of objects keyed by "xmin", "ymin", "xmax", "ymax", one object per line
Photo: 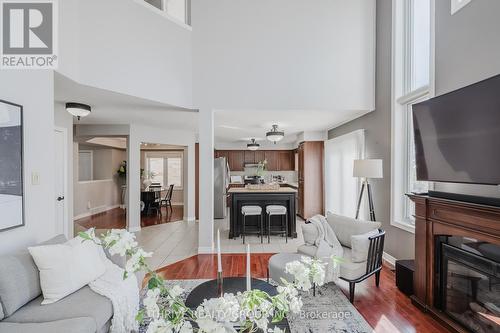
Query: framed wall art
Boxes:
[{"xmin": 0, "ymin": 99, "xmax": 24, "ymax": 231}]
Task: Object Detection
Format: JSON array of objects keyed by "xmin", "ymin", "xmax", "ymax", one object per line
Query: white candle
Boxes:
[
  {"xmin": 246, "ymin": 244, "xmax": 251, "ymax": 291},
  {"xmin": 217, "ymin": 229, "xmax": 222, "ymax": 273}
]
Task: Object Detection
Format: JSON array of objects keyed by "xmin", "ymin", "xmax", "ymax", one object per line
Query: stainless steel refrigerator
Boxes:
[{"xmin": 214, "ymin": 157, "xmax": 230, "ymax": 219}]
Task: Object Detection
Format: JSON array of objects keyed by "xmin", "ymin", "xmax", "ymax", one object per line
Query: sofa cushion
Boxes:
[
  {"xmin": 339, "ymin": 248, "xmax": 367, "ymax": 281},
  {"xmin": 297, "ymin": 244, "xmax": 317, "ymax": 258},
  {"xmin": 326, "ymin": 212, "xmax": 381, "ymax": 248},
  {"xmin": 301, "ymin": 223, "xmax": 319, "ymax": 246},
  {"xmin": 0, "ymin": 317, "xmax": 96, "ymax": 333},
  {"xmin": 28, "ymin": 236, "xmax": 106, "ymax": 304},
  {"xmin": 351, "ymin": 230, "xmax": 380, "ymax": 263},
  {"xmin": 3, "ymin": 286, "xmax": 113, "ymax": 331},
  {"xmin": 0, "ymin": 234, "xmax": 67, "ymax": 318}
]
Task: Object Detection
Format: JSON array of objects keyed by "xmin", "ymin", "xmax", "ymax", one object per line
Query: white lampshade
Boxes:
[{"xmin": 353, "ymin": 159, "xmax": 383, "ymax": 179}]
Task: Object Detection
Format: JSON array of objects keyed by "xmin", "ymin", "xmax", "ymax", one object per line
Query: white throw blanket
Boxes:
[
  {"xmin": 89, "ymin": 258, "xmax": 139, "ymax": 333},
  {"xmin": 307, "ymin": 215, "xmax": 344, "ymax": 282}
]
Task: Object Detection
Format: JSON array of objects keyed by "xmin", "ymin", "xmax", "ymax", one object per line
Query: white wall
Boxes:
[
  {"xmin": 73, "ymin": 145, "xmax": 126, "ymax": 218},
  {"xmin": 0, "ymin": 71, "xmax": 56, "ymax": 254},
  {"xmin": 58, "ymin": 0, "xmax": 192, "ymax": 108},
  {"xmin": 192, "ymin": 0, "xmax": 375, "ymax": 110}
]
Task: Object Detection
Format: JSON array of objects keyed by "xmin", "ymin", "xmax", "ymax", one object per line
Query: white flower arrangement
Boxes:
[{"xmin": 80, "ymin": 229, "xmax": 335, "ymax": 333}]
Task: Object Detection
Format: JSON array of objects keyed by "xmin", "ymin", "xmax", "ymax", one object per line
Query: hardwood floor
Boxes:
[
  {"xmin": 156, "ymin": 254, "xmax": 452, "ymax": 333},
  {"xmin": 74, "ymin": 206, "xmax": 184, "ymax": 230}
]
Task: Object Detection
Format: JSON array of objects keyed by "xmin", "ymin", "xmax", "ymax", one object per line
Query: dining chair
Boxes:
[{"xmin": 160, "ymin": 184, "xmax": 175, "ymax": 215}]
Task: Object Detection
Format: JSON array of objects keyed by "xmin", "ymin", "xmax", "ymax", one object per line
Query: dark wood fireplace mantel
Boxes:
[{"xmin": 408, "ymin": 194, "xmax": 500, "ymax": 333}]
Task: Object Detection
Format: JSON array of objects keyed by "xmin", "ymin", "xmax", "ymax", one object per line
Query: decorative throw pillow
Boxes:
[
  {"xmin": 350, "ymin": 229, "xmax": 380, "ymax": 263},
  {"xmin": 28, "ymin": 236, "xmax": 106, "ymax": 304},
  {"xmin": 301, "ymin": 223, "xmax": 319, "ymax": 246},
  {"xmin": 326, "ymin": 212, "xmax": 381, "ymax": 248}
]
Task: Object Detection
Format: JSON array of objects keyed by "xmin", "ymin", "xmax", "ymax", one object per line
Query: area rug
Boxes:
[{"xmin": 140, "ymin": 279, "xmax": 374, "ymax": 333}]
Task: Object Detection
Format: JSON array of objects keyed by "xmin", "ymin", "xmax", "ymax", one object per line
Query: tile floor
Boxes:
[{"xmin": 130, "ymin": 209, "xmax": 306, "ymax": 270}]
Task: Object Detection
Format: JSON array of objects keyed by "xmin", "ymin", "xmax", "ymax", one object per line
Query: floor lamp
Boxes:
[{"xmin": 353, "ymin": 159, "xmax": 383, "ymax": 221}]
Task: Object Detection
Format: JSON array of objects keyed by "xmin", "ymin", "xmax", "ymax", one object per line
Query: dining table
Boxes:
[{"xmin": 140, "ymin": 186, "xmax": 165, "ymax": 215}]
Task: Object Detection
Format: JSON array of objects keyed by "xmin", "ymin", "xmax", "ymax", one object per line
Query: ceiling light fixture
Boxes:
[
  {"xmin": 66, "ymin": 102, "xmax": 91, "ymax": 120},
  {"xmin": 266, "ymin": 124, "xmax": 284, "ymax": 143},
  {"xmin": 247, "ymin": 138, "xmax": 260, "ymax": 151}
]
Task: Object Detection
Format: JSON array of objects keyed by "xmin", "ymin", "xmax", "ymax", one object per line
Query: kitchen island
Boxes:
[{"xmin": 228, "ymin": 187, "xmax": 297, "ymax": 239}]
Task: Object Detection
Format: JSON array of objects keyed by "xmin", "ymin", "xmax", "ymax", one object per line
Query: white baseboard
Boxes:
[
  {"xmin": 74, "ymin": 204, "xmax": 121, "ymax": 221},
  {"xmin": 198, "ymin": 246, "xmax": 213, "ymax": 254},
  {"xmin": 382, "ymin": 251, "xmax": 397, "ymax": 269},
  {"xmin": 129, "ymin": 226, "xmax": 141, "ymax": 233},
  {"xmin": 186, "ymin": 216, "xmax": 196, "ymax": 222}
]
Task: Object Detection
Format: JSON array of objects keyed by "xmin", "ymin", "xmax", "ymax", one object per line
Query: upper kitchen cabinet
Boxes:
[
  {"xmin": 215, "ymin": 150, "xmax": 228, "ymax": 159},
  {"xmin": 229, "ymin": 150, "xmax": 245, "ymax": 171},
  {"xmin": 264, "ymin": 151, "xmax": 279, "ymax": 171},
  {"xmin": 215, "ymin": 150, "xmax": 295, "ymax": 171},
  {"xmin": 278, "ymin": 151, "xmax": 294, "ymax": 171},
  {"xmin": 244, "ymin": 151, "xmax": 255, "ymax": 164},
  {"xmin": 254, "ymin": 151, "xmax": 265, "ymax": 164}
]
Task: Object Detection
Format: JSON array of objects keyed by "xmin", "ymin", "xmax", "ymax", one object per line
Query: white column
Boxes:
[
  {"xmin": 127, "ymin": 128, "xmax": 141, "ymax": 232},
  {"xmin": 198, "ymin": 109, "xmax": 214, "ymax": 253},
  {"xmin": 185, "ymin": 142, "xmax": 196, "ymax": 221}
]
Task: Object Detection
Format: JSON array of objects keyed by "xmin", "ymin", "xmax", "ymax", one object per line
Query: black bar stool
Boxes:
[
  {"xmin": 241, "ymin": 206, "xmax": 263, "ymax": 244},
  {"xmin": 265, "ymin": 205, "xmax": 288, "ymax": 243}
]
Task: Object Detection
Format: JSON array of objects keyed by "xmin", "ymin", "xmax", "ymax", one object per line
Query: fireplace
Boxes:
[{"xmin": 436, "ymin": 236, "xmax": 500, "ymax": 333}]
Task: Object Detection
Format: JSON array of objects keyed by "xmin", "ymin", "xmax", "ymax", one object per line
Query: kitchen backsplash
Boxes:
[{"xmin": 230, "ymin": 170, "xmax": 298, "ymax": 183}]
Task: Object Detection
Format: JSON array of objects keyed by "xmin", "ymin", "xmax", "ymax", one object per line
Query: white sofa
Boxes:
[{"xmin": 298, "ymin": 212, "xmax": 385, "ymax": 302}]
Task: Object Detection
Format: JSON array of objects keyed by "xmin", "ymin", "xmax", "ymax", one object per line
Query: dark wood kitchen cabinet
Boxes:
[
  {"xmin": 297, "ymin": 141, "xmax": 323, "ymax": 219},
  {"xmin": 264, "ymin": 151, "xmax": 278, "ymax": 171},
  {"xmin": 215, "ymin": 149, "xmax": 295, "ymax": 172},
  {"xmin": 278, "ymin": 150, "xmax": 294, "ymax": 171},
  {"xmin": 228, "ymin": 150, "xmax": 245, "ymax": 171},
  {"xmin": 254, "ymin": 151, "xmax": 265, "ymax": 164},
  {"xmin": 244, "ymin": 151, "xmax": 255, "ymax": 164}
]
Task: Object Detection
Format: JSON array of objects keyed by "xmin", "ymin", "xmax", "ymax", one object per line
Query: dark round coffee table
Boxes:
[
  {"xmin": 185, "ymin": 277, "xmax": 275, "ymax": 307},
  {"xmin": 185, "ymin": 277, "xmax": 290, "ymax": 332}
]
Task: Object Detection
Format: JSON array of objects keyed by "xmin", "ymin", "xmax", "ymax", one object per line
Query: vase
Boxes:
[{"xmin": 143, "ymin": 178, "xmax": 153, "ymax": 188}]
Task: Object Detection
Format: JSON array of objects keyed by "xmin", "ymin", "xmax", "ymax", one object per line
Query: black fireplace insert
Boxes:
[{"xmin": 436, "ymin": 236, "xmax": 500, "ymax": 333}]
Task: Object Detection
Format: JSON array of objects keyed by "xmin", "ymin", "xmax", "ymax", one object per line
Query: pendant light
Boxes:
[
  {"xmin": 266, "ymin": 124, "xmax": 284, "ymax": 143},
  {"xmin": 247, "ymin": 138, "xmax": 260, "ymax": 151},
  {"xmin": 66, "ymin": 102, "xmax": 91, "ymax": 120}
]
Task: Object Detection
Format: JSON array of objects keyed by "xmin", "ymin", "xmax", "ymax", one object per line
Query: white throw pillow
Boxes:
[
  {"xmin": 28, "ymin": 236, "xmax": 106, "ymax": 304},
  {"xmin": 350, "ymin": 229, "xmax": 380, "ymax": 263},
  {"xmin": 326, "ymin": 212, "xmax": 381, "ymax": 248},
  {"xmin": 301, "ymin": 223, "xmax": 319, "ymax": 246}
]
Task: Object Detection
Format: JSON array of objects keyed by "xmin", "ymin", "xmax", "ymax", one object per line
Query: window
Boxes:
[
  {"xmin": 146, "ymin": 152, "xmax": 183, "ymax": 188},
  {"xmin": 325, "ymin": 130, "xmax": 365, "ymax": 218},
  {"xmin": 391, "ymin": 0, "xmax": 434, "ymax": 232},
  {"xmin": 144, "ymin": 0, "xmax": 190, "ymax": 25}
]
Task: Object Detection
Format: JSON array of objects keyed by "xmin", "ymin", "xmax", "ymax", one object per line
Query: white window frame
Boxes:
[
  {"xmin": 145, "ymin": 151, "xmax": 184, "ymax": 190},
  {"xmin": 390, "ymin": 0, "xmax": 435, "ymax": 233},
  {"xmin": 136, "ymin": 0, "xmax": 192, "ymax": 29}
]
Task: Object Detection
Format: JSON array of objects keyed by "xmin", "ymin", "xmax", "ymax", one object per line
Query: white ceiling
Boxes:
[
  {"xmin": 55, "ymin": 73, "xmax": 370, "ymax": 146},
  {"xmin": 214, "ymin": 109, "xmax": 369, "ymax": 146},
  {"xmin": 54, "ymin": 73, "xmax": 198, "ymax": 131}
]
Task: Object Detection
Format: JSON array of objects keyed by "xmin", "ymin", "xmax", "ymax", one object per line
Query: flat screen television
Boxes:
[{"xmin": 412, "ymin": 74, "xmax": 500, "ymax": 185}]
